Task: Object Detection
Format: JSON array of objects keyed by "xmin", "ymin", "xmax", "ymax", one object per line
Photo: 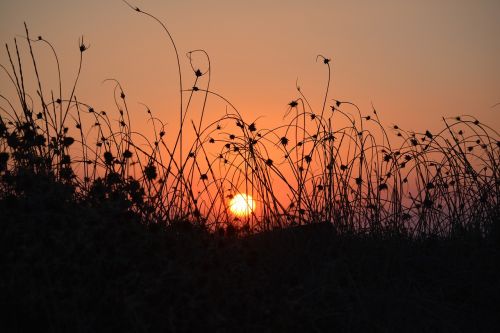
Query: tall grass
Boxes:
[{"xmin": 1, "ymin": 7, "xmax": 498, "ymax": 239}]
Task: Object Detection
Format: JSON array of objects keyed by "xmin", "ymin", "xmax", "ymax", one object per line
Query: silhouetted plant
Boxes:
[{"xmin": 0, "ymin": 8, "xmax": 498, "ymax": 240}]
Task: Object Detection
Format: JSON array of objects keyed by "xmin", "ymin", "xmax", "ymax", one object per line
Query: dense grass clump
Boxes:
[{"xmin": 1, "ymin": 5, "xmax": 499, "ymax": 331}]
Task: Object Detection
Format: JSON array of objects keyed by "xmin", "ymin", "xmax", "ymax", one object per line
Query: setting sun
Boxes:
[{"xmin": 229, "ymin": 194, "xmax": 256, "ymax": 217}]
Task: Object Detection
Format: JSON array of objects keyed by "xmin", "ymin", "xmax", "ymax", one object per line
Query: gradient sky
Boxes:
[{"xmin": 1, "ymin": 0, "xmax": 499, "ymax": 136}]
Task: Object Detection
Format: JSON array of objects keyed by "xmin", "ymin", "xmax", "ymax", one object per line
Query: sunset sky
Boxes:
[{"xmin": 1, "ymin": 0, "xmax": 499, "ymax": 137}]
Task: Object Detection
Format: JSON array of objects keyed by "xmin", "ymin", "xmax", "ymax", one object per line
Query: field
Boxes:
[{"xmin": 1, "ymin": 6, "xmax": 499, "ymax": 332}]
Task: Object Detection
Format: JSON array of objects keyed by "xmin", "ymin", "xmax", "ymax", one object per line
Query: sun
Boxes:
[{"xmin": 229, "ymin": 193, "xmax": 256, "ymax": 217}]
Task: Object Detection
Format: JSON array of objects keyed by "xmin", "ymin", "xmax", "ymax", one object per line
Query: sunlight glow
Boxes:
[{"xmin": 229, "ymin": 193, "xmax": 256, "ymax": 217}]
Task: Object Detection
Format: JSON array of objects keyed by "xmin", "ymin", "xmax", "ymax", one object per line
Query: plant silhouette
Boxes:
[{"xmin": 1, "ymin": 4, "xmax": 499, "ymax": 332}]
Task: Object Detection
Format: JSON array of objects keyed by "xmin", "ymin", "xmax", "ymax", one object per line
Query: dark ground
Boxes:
[{"xmin": 1, "ymin": 193, "xmax": 499, "ymax": 332}]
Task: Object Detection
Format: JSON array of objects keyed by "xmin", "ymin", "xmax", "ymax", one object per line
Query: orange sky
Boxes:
[
  {"xmin": 1, "ymin": 0, "xmax": 499, "ymax": 133},
  {"xmin": 1, "ymin": 0, "xmax": 499, "ymax": 222}
]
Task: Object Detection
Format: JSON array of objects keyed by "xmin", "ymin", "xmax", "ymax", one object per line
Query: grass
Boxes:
[
  {"xmin": 1, "ymin": 4, "xmax": 499, "ymax": 332},
  {"xmin": 2, "ymin": 207, "xmax": 499, "ymax": 331}
]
